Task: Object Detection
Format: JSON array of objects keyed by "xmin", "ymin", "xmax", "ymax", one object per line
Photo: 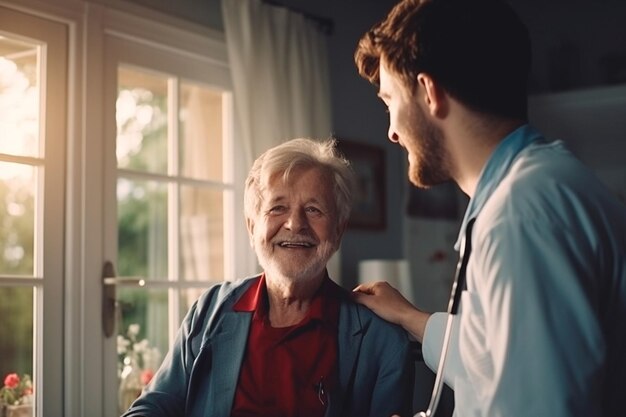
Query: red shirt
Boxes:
[{"xmin": 230, "ymin": 275, "xmax": 341, "ymax": 417}]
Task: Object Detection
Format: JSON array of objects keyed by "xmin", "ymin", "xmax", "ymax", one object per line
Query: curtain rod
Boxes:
[{"xmin": 263, "ymin": 0, "xmax": 334, "ymax": 35}]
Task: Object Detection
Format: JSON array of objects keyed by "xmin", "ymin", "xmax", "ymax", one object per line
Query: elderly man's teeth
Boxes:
[{"xmin": 279, "ymin": 242, "xmax": 313, "ymax": 248}]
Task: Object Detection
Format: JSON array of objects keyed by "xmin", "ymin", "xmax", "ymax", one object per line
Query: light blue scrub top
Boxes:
[{"xmin": 424, "ymin": 124, "xmax": 626, "ymax": 417}]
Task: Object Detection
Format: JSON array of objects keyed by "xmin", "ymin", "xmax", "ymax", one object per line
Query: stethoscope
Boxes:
[{"xmin": 416, "ymin": 218, "xmax": 475, "ymax": 417}]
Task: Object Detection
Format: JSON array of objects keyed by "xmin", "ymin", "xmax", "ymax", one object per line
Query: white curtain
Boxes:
[
  {"xmin": 222, "ymin": 0, "xmax": 333, "ymax": 164},
  {"xmin": 222, "ymin": 0, "xmax": 341, "ymax": 281}
]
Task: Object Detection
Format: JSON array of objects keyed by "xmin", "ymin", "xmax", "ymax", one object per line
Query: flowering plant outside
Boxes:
[
  {"xmin": 0, "ymin": 373, "xmax": 33, "ymax": 406},
  {"xmin": 117, "ymin": 323, "xmax": 160, "ymax": 386}
]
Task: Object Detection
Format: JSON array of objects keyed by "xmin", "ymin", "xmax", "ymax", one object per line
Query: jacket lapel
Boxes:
[
  {"xmin": 326, "ymin": 301, "xmax": 364, "ymax": 417},
  {"xmin": 206, "ymin": 311, "xmax": 252, "ymax": 417}
]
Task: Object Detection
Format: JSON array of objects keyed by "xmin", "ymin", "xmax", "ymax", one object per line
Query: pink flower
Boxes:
[
  {"xmin": 4, "ymin": 373, "xmax": 20, "ymax": 389},
  {"xmin": 140, "ymin": 369, "xmax": 154, "ymax": 386},
  {"xmin": 0, "ymin": 373, "xmax": 32, "ymax": 406}
]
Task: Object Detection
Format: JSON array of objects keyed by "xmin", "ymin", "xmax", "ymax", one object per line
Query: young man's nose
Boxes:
[{"xmin": 388, "ymin": 127, "xmax": 400, "ymax": 143}]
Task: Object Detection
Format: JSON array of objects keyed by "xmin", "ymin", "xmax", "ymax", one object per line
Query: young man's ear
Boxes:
[{"xmin": 417, "ymin": 72, "xmax": 448, "ymax": 118}]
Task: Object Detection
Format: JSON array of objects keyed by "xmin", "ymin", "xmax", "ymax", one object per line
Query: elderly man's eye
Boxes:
[{"xmin": 268, "ymin": 205, "xmax": 286, "ymax": 214}]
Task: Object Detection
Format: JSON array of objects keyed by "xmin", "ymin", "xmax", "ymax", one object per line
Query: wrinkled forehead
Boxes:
[
  {"xmin": 263, "ymin": 165, "xmax": 329, "ymax": 187},
  {"xmin": 261, "ymin": 167, "xmax": 334, "ymax": 202}
]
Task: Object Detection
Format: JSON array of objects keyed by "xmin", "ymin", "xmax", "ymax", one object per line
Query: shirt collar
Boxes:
[
  {"xmin": 455, "ymin": 124, "xmax": 544, "ymax": 250},
  {"xmin": 233, "ymin": 274, "xmax": 266, "ymax": 312},
  {"xmin": 232, "ymin": 272, "xmax": 342, "ymax": 327}
]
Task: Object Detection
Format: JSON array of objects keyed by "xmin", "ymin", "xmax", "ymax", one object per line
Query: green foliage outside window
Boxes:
[
  {"xmin": 0, "ymin": 180, "xmax": 35, "ymax": 378},
  {"xmin": 116, "ymin": 86, "xmax": 168, "ymax": 349}
]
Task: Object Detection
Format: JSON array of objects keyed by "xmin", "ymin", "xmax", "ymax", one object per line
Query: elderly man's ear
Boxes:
[
  {"xmin": 246, "ymin": 218, "xmax": 255, "ymax": 248},
  {"xmin": 335, "ymin": 220, "xmax": 348, "ymax": 243}
]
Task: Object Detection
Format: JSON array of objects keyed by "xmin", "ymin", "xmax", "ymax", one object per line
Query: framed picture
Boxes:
[{"xmin": 336, "ymin": 138, "xmax": 386, "ymax": 229}]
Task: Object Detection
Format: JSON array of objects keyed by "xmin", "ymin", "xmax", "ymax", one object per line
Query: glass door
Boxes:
[
  {"xmin": 101, "ymin": 30, "xmax": 235, "ymax": 416},
  {"xmin": 0, "ymin": 6, "xmax": 67, "ymax": 417}
]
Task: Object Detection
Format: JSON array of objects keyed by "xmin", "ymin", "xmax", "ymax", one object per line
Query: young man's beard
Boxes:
[{"xmin": 407, "ymin": 105, "xmax": 451, "ymax": 189}]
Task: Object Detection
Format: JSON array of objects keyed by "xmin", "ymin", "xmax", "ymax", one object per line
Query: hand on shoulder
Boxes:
[{"xmin": 352, "ymin": 281, "xmax": 431, "ymax": 342}]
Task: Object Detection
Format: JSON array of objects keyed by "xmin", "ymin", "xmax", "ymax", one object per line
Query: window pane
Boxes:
[
  {"xmin": 0, "ymin": 38, "xmax": 39, "ymax": 158},
  {"xmin": 179, "ymin": 83, "xmax": 223, "ymax": 182},
  {"xmin": 180, "ymin": 185, "xmax": 223, "ymax": 281},
  {"xmin": 0, "ymin": 162, "xmax": 35, "ymax": 276},
  {"xmin": 0, "ymin": 286, "xmax": 34, "ymax": 400},
  {"xmin": 179, "ymin": 287, "xmax": 217, "ymax": 319},
  {"xmin": 117, "ymin": 178, "xmax": 168, "ymax": 280},
  {"xmin": 117, "ymin": 67, "xmax": 168, "ymax": 174},
  {"xmin": 117, "ymin": 287, "xmax": 167, "ymax": 413}
]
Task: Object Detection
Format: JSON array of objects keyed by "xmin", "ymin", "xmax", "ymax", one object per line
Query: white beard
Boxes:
[{"xmin": 255, "ymin": 238, "xmax": 337, "ymax": 285}]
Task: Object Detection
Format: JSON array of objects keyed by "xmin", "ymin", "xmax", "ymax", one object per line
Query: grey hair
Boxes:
[{"xmin": 244, "ymin": 138, "xmax": 356, "ymax": 225}]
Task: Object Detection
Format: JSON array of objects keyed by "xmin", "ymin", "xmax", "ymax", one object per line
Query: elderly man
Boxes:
[{"xmin": 122, "ymin": 138, "xmax": 415, "ymax": 417}]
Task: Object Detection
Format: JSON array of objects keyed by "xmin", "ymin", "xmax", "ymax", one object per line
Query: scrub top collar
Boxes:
[{"xmin": 454, "ymin": 123, "xmax": 544, "ymax": 251}]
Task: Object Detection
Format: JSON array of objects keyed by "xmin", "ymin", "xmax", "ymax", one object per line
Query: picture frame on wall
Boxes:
[{"xmin": 336, "ymin": 138, "xmax": 386, "ymax": 230}]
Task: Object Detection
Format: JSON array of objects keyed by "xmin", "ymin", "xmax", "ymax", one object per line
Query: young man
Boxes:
[
  {"xmin": 122, "ymin": 138, "xmax": 414, "ymax": 417},
  {"xmin": 352, "ymin": 0, "xmax": 626, "ymax": 416}
]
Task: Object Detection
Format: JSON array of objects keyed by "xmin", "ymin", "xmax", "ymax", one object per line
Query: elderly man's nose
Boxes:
[{"xmin": 285, "ymin": 209, "xmax": 308, "ymax": 230}]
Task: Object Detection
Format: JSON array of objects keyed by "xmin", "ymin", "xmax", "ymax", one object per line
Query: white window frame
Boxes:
[
  {"xmin": 100, "ymin": 14, "xmax": 235, "ymax": 417},
  {"xmin": 1, "ymin": 1, "xmax": 255, "ymax": 415},
  {"xmin": 91, "ymin": 5, "xmax": 249, "ymax": 417},
  {"xmin": 0, "ymin": 4, "xmax": 73, "ymax": 416}
]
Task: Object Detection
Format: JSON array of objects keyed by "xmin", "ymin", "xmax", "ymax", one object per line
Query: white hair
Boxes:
[{"xmin": 244, "ymin": 138, "xmax": 356, "ymax": 225}]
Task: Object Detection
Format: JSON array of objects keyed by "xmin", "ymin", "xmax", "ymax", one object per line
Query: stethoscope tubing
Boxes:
[{"xmin": 416, "ymin": 218, "xmax": 475, "ymax": 417}]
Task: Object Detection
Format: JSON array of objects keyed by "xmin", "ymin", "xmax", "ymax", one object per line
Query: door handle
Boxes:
[
  {"xmin": 102, "ymin": 260, "xmax": 117, "ymax": 338},
  {"xmin": 102, "ymin": 263, "xmax": 213, "ymax": 337},
  {"xmin": 102, "ymin": 261, "xmax": 148, "ymax": 338}
]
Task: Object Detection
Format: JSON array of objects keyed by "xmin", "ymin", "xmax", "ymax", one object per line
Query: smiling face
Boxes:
[
  {"xmin": 248, "ymin": 166, "xmax": 343, "ymax": 284},
  {"xmin": 378, "ymin": 60, "xmax": 451, "ymax": 188}
]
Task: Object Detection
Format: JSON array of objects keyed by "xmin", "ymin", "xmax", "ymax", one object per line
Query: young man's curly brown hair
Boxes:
[{"xmin": 355, "ymin": 0, "xmax": 531, "ymax": 120}]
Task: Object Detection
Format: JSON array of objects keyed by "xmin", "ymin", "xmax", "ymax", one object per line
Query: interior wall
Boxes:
[
  {"xmin": 528, "ymin": 84, "xmax": 626, "ymax": 202},
  {"xmin": 510, "ymin": 0, "xmax": 626, "ymax": 93}
]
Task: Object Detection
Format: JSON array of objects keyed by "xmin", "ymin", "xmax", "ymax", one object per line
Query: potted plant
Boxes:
[{"xmin": 0, "ymin": 373, "xmax": 33, "ymax": 417}]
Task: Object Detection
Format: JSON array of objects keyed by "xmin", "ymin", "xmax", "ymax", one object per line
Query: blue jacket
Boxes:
[{"xmin": 122, "ymin": 275, "xmax": 415, "ymax": 417}]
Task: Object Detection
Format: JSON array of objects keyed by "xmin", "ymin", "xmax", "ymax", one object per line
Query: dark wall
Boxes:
[{"xmin": 510, "ymin": 0, "xmax": 626, "ymax": 93}]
